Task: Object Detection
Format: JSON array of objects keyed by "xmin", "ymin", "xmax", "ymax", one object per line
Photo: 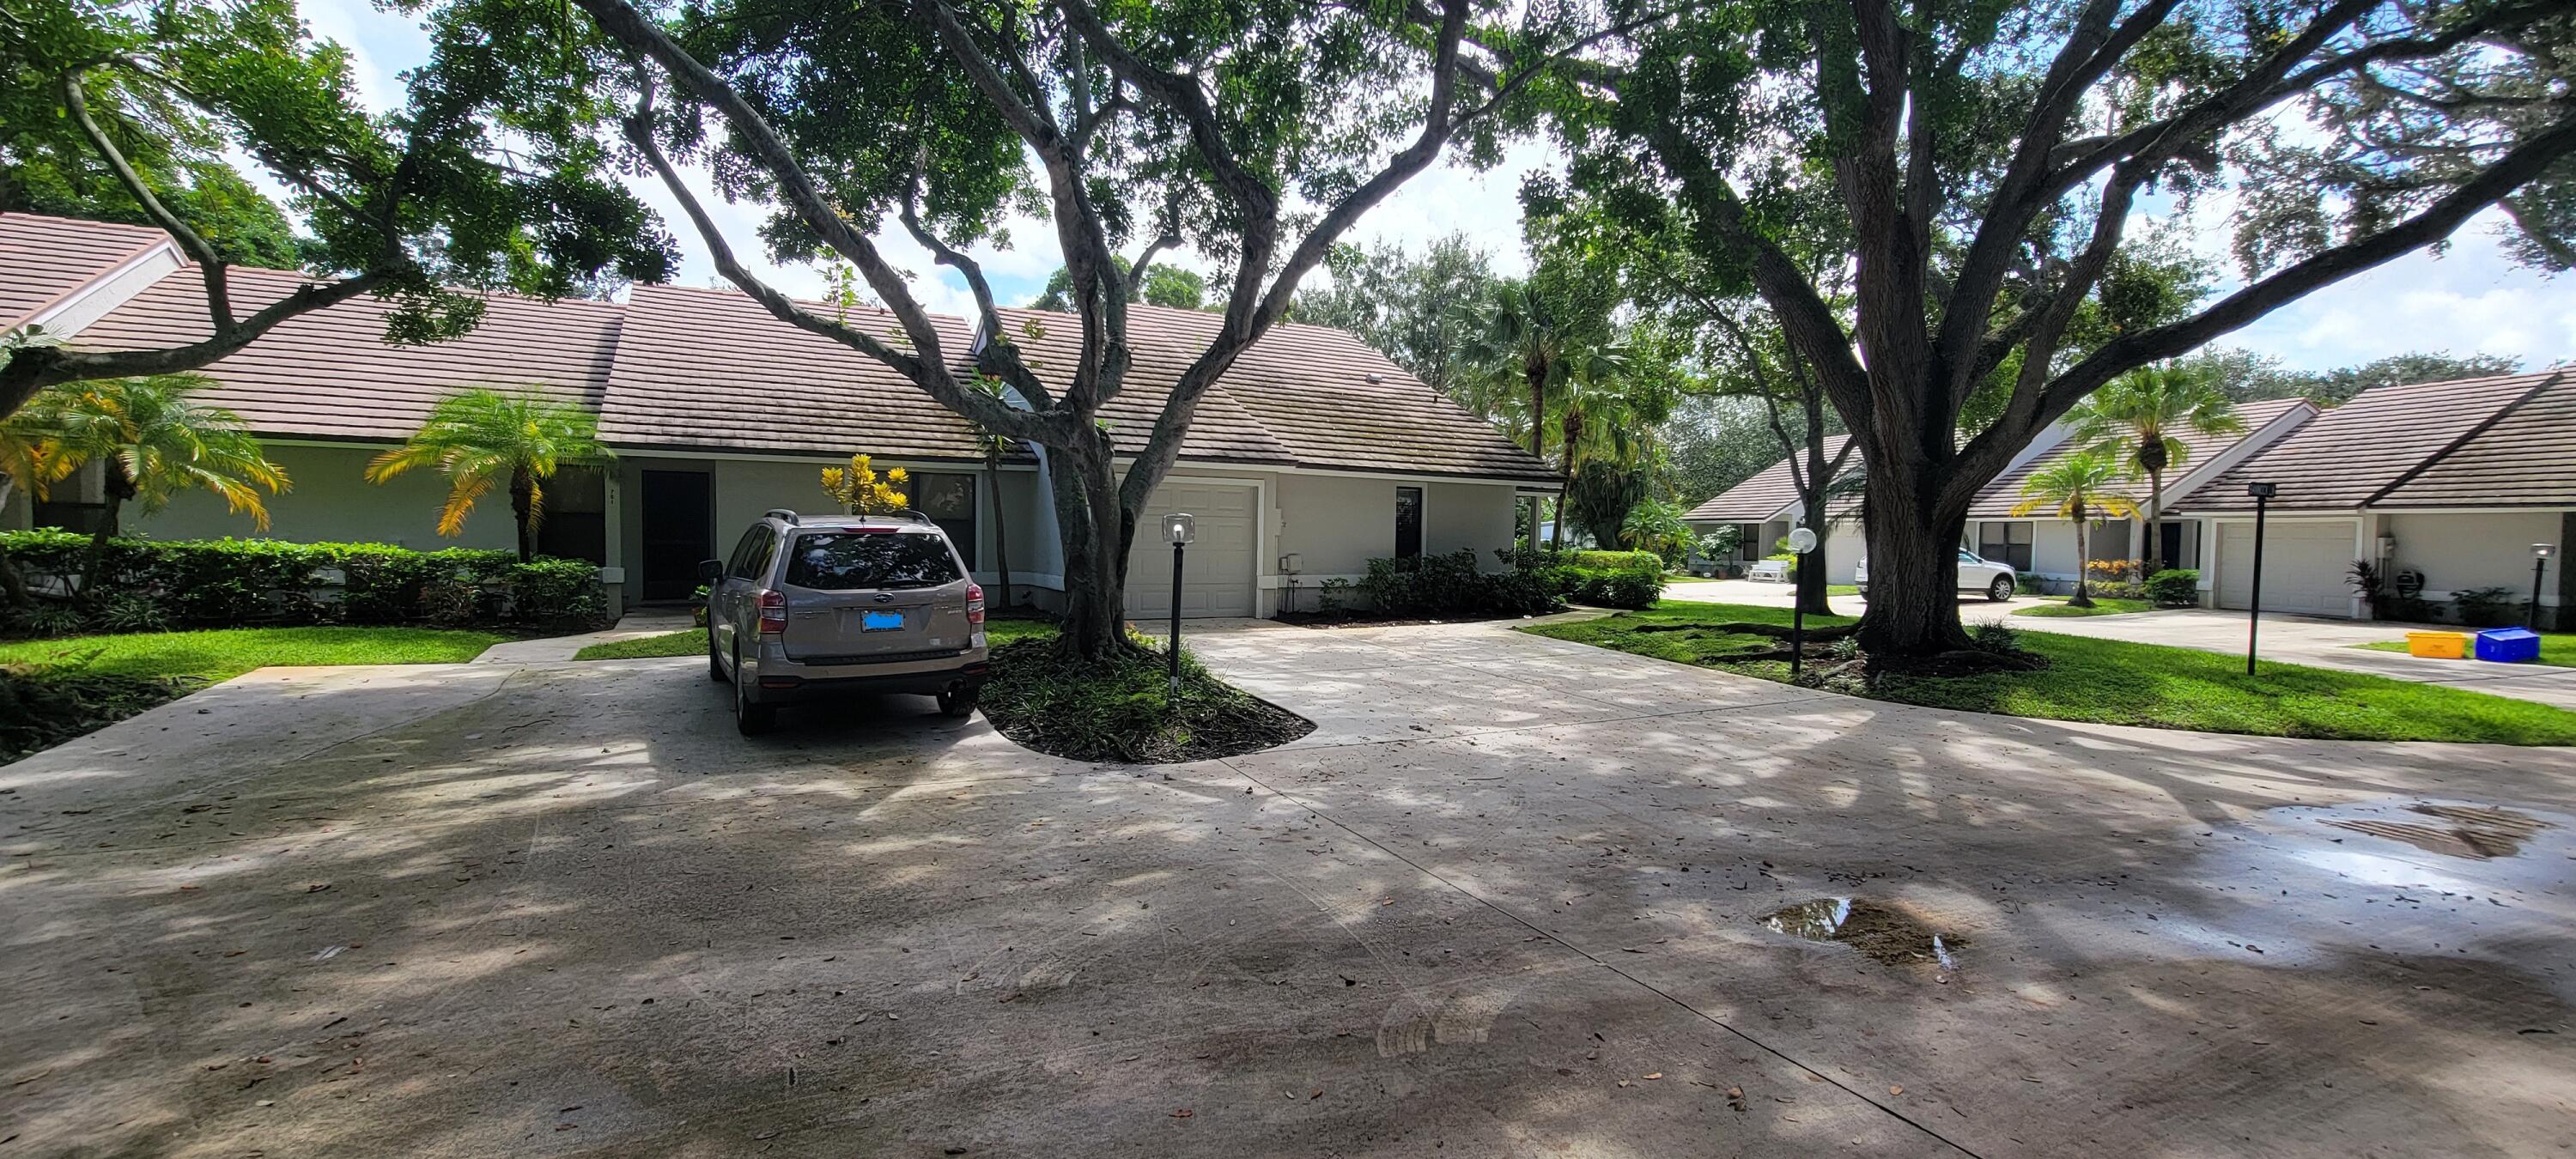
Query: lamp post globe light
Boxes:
[
  {"xmin": 1786, "ymin": 526, "xmax": 1820, "ymax": 678},
  {"xmin": 2533, "ymin": 543, "xmax": 2556, "ymax": 630},
  {"xmin": 2244, "ymin": 482, "xmax": 2277, "ymax": 675},
  {"xmin": 1164, "ymin": 513, "xmax": 1196, "ymax": 698}
]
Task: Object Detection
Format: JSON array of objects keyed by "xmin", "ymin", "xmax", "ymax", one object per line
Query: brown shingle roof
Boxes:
[
  {"xmin": 37, "ymin": 214, "xmax": 1556, "ymax": 480},
  {"xmin": 598, "ymin": 284, "xmax": 989, "ymax": 461},
  {"xmin": 76, "ymin": 265, "xmax": 623, "ymax": 440},
  {"xmin": 993, "ymin": 304, "xmax": 1556, "ymax": 481},
  {"xmin": 0, "ymin": 212, "xmax": 169, "ymax": 329},
  {"xmin": 2370, "ymin": 372, "xmax": 2576, "ymax": 509},
  {"xmin": 2177, "ymin": 373, "xmax": 2560, "ymax": 513},
  {"xmin": 1684, "ymin": 434, "xmax": 1854, "ymax": 522},
  {"xmin": 1970, "ymin": 397, "xmax": 2309, "ymax": 519}
]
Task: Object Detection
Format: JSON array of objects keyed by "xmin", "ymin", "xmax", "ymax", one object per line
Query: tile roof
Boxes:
[
  {"xmin": 41, "ymin": 211, "xmax": 1555, "ymax": 481},
  {"xmin": 1969, "ymin": 397, "xmax": 2309, "ymax": 519},
  {"xmin": 993, "ymin": 304, "xmax": 1557, "ymax": 481},
  {"xmin": 0, "ymin": 212, "xmax": 169, "ymax": 329},
  {"xmin": 76, "ymin": 265, "xmax": 624, "ymax": 440},
  {"xmin": 2178, "ymin": 373, "xmax": 2562, "ymax": 513},
  {"xmin": 1683, "ymin": 434, "xmax": 1855, "ymax": 522},
  {"xmin": 2369, "ymin": 372, "xmax": 2576, "ymax": 509},
  {"xmin": 598, "ymin": 284, "xmax": 990, "ymax": 461}
]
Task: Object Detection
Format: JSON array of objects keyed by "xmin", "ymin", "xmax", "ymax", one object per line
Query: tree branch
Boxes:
[
  {"xmin": 1, "ymin": 270, "xmax": 393, "ymax": 411},
  {"xmin": 59, "ymin": 65, "xmax": 234, "ymax": 331}
]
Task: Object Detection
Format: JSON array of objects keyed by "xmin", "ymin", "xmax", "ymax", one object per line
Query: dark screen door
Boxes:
[{"xmin": 641, "ymin": 470, "xmax": 713, "ymax": 601}]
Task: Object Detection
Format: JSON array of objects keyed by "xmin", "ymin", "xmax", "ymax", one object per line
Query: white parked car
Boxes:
[{"xmin": 1855, "ymin": 549, "xmax": 2020, "ymax": 603}]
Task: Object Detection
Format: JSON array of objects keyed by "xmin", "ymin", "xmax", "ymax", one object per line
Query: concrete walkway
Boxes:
[
  {"xmin": 1663, "ymin": 576, "xmax": 2054, "ymax": 618},
  {"xmin": 2012, "ymin": 606, "xmax": 2576, "ymax": 709},
  {"xmin": 469, "ymin": 607, "xmax": 697, "ymax": 664},
  {"xmin": 3, "ymin": 619, "xmax": 2573, "ymax": 1156}
]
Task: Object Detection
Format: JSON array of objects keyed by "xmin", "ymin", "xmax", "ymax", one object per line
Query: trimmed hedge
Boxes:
[
  {"xmin": 1509, "ymin": 546, "xmax": 1667, "ymax": 610},
  {"xmin": 0, "ymin": 531, "xmax": 606, "ymax": 634},
  {"xmin": 1360, "ymin": 549, "xmax": 1562, "ymax": 617}
]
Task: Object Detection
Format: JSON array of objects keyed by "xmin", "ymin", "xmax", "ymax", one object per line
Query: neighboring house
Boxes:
[
  {"xmin": 1689, "ymin": 402, "xmax": 2312, "ymax": 591},
  {"xmin": 1966, "ymin": 397, "xmax": 2312, "ymax": 588},
  {"xmin": 1680, "ymin": 434, "xmax": 1863, "ymax": 581},
  {"xmin": 2172, "ymin": 371, "xmax": 2575, "ymax": 624},
  {"xmin": 0, "ymin": 212, "xmax": 1556, "ymax": 617}
]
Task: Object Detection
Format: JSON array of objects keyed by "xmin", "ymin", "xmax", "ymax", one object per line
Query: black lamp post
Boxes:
[
  {"xmin": 2531, "ymin": 543, "xmax": 2555, "ymax": 630},
  {"xmin": 2245, "ymin": 482, "xmax": 2276, "ymax": 675},
  {"xmin": 1786, "ymin": 525, "xmax": 1819, "ymax": 679},
  {"xmin": 1163, "ymin": 513, "xmax": 1195, "ymax": 700}
]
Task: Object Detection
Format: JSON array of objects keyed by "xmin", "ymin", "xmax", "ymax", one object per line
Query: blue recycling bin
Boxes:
[{"xmin": 2475, "ymin": 627, "xmax": 2541, "ymax": 664}]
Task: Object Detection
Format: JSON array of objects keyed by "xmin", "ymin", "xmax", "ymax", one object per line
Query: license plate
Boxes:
[{"xmin": 861, "ymin": 610, "xmax": 906, "ymax": 632}]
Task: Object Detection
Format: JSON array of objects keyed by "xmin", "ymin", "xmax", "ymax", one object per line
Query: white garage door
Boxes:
[
  {"xmin": 2217, "ymin": 519, "xmax": 2356, "ymax": 617},
  {"xmin": 1126, "ymin": 482, "xmax": 1257, "ymax": 618}
]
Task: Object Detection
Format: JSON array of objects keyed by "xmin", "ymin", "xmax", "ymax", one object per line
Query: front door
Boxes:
[{"xmin": 641, "ymin": 470, "xmax": 713, "ymax": 602}]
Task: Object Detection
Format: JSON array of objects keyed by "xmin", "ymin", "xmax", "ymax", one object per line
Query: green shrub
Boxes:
[
  {"xmin": 0, "ymin": 532, "xmax": 607, "ymax": 634},
  {"xmin": 1360, "ymin": 549, "xmax": 1564, "ymax": 618},
  {"xmin": 2453, "ymin": 586, "xmax": 2521, "ymax": 628},
  {"xmin": 1491, "ymin": 544, "xmax": 1665, "ymax": 610},
  {"xmin": 2145, "ymin": 568, "xmax": 2200, "ymax": 608}
]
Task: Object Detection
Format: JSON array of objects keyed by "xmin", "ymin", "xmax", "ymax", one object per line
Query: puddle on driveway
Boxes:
[
  {"xmin": 2321, "ymin": 803, "xmax": 2552, "ymax": 860},
  {"xmin": 1761, "ymin": 897, "xmax": 1962, "ymax": 968}
]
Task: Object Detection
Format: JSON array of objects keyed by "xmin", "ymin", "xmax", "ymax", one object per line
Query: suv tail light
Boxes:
[
  {"xmin": 965, "ymin": 582, "xmax": 986, "ymax": 626},
  {"xmin": 756, "ymin": 588, "xmax": 787, "ymax": 635}
]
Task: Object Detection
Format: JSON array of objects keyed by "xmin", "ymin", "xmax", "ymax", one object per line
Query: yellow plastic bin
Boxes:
[{"xmin": 2405, "ymin": 631, "xmax": 2470, "ymax": 659}]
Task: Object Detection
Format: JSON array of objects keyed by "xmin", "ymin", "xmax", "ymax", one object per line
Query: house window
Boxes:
[
  {"xmin": 1394, "ymin": 487, "xmax": 1424, "ymax": 558},
  {"xmin": 1978, "ymin": 521, "xmax": 2034, "ymax": 571},
  {"xmin": 903, "ymin": 472, "xmax": 978, "ymax": 571}
]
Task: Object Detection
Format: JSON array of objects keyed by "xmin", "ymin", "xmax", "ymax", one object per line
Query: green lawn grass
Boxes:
[
  {"xmin": 1524, "ymin": 601, "xmax": 2576, "ymax": 744},
  {"xmin": 573, "ymin": 616, "xmax": 1060, "ymax": 660},
  {"xmin": 2014, "ymin": 596, "xmax": 2154, "ymax": 618},
  {"xmin": 2355, "ymin": 631, "xmax": 2576, "ymax": 667},
  {"xmin": 0, "ymin": 626, "xmax": 509, "ymax": 683}
]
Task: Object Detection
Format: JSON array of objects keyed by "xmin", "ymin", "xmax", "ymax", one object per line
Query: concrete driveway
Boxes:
[
  {"xmin": 2012, "ymin": 607, "xmax": 2576, "ymax": 710},
  {"xmin": 4, "ymin": 622, "xmax": 2573, "ymax": 1156}
]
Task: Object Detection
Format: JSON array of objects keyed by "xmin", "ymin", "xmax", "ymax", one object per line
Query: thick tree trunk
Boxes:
[
  {"xmin": 1049, "ymin": 437, "xmax": 1132, "ymax": 659},
  {"xmin": 509, "ymin": 466, "xmax": 536, "ymax": 562},
  {"xmin": 1528, "ymin": 357, "xmax": 1547, "ymax": 551},
  {"xmin": 1853, "ymin": 452, "xmax": 1976, "ymax": 658},
  {"xmin": 985, "ymin": 452, "xmax": 1015, "ymax": 610}
]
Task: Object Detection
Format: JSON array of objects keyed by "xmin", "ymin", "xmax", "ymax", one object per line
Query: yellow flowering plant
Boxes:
[{"xmin": 820, "ymin": 453, "xmax": 910, "ymax": 515}]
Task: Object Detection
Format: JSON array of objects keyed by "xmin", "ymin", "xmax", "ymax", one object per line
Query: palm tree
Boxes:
[
  {"xmin": 2069, "ymin": 363, "xmax": 2244, "ymax": 575},
  {"xmin": 367, "ymin": 388, "xmax": 613, "ymax": 561},
  {"xmin": 32, "ymin": 374, "xmax": 288, "ymax": 598},
  {"xmin": 970, "ymin": 377, "xmax": 1017, "ymax": 609},
  {"xmin": 2010, "ymin": 447, "xmax": 2140, "ymax": 609},
  {"xmin": 0, "ymin": 403, "xmax": 70, "ymax": 606},
  {"xmin": 1458, "ymin": 278, "xmax": 1622, "ymax": 549}
]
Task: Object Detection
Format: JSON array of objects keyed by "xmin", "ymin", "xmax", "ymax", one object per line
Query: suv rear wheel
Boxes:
[
  {"xmin": 734, "ymin": 642, "xmax": 776, "ymax": 735},
  {"xmin": 937, "ymin": 683, "xmax": 981, "ymax": 719}
]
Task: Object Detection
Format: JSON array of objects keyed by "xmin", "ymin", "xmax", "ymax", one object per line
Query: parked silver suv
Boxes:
[{"xmin": 703, "ymin": 508, "xmax": 988, "ymax": 735}]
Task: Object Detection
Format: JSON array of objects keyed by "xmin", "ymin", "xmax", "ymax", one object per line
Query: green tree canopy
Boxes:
[
  {"xmin": 1030, "ymin": 257, "xmax": 1209, "ymax": 313},
  {"xmin": 1, "ymin": 0, "xmax": 678, "ymax": 407},
  {"xmin": 1291, "ymin": 233, "xmax": 1502, "ymax": 394},
  {"xmin": 1532, "ymin": 0, "xmax": 2576, "ymax": 660}
]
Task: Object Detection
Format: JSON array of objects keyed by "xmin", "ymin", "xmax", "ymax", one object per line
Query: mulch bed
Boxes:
[{"xmin": 978, "ymin": 639, "xmax": 1313, "ymax": 763}]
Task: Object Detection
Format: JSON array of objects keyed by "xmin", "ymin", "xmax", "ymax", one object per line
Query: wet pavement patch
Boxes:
[
  {"xmin": 1760, "ymin": 897, "xmax": 1962, "ymax": 968},
  {"xmin": 2321, "ymin": 802, "xmax": 2554, "ymax": 860}
]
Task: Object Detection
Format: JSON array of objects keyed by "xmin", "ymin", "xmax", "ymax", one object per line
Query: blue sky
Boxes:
[{"xmin": 305, "ymin": 1, "xmax": 2571, "ymax": 375}]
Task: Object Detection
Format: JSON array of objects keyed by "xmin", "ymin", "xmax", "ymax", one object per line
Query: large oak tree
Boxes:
[
  {"xmin": 506, "ymin": 0, "xmax": 1639, "ymax": 656},
  {"xmin": 1546, "ymin": 0, "xmax": 2576, "ymax": 662}
]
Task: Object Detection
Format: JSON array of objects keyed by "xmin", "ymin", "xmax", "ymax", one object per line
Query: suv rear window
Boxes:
[{"xmin": 783, "ymin": 531, "xmax": 962, "ymax": 590}]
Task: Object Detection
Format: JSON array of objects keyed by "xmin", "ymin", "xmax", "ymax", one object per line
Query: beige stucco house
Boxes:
[{"xmin": 1, "ymin": 212, "xmax": 1555, "ymax": 617}]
